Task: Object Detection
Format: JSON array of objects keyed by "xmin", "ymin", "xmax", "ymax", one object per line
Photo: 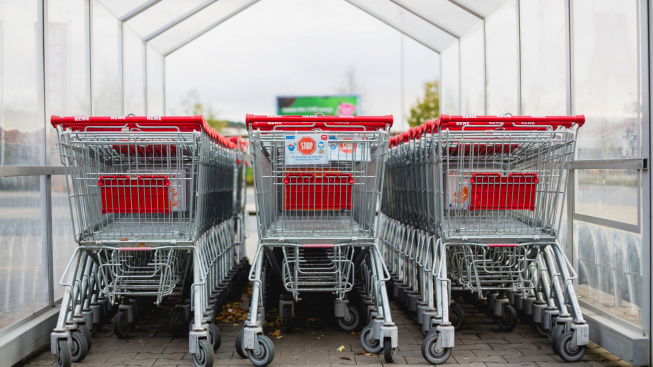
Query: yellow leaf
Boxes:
[
  {"xmin": 337, "ymin": 345, "xmax": 345, "ymax": 352},
  {"xmin": 271, "ymin": 330, "xmax": 282, "ymax": 336}
]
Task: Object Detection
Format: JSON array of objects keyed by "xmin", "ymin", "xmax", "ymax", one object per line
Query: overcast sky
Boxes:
[{"xmin": 164, "ymin": 0, "xmax": 440, "ymax": 130}]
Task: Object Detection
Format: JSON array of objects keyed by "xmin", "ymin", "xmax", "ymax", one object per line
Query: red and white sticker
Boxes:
[{"xmin": 285, "ymin": 133, "xmax": 328, "ymax": 165}]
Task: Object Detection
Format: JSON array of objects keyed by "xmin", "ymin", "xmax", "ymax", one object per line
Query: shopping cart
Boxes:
[
  {"xmin": 380, "ymin": 115, "xmax": 589, "ymax": 364},
  {"xmin": 50, "ymin": 115, "xmax": 247, "ymax": 367},
  {"xmin": 238, "ymin": 114, "xmax": 398, "ymax": 366}
]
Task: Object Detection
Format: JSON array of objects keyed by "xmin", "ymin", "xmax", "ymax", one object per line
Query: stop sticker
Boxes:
[
  {"xmin": 297, "ymin": 136, "xmax": 316, "ymax": 155},
  {"xmin": 339, "ymin": 138, "xmax": 354, "ymax": 154}
]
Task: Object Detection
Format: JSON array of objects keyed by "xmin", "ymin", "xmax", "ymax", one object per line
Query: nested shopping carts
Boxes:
[
  {"xmin": 240, "ymin": 114, "xmax": 398, "ymax": 366},
  {"xmin": 381, "ymin": 114, "xmax": 589, "ymax": 364},
  {"xmin": 50, "ymin": 115, "xmax": 248, "ymax": 367}
]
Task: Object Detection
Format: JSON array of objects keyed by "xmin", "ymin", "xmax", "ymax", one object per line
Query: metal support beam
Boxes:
[
  {"xmin": 119, "ymin": 0, "xmax": 161, "ymax": 22},
  {"xmin": 164, "ymin": 0, "xmax": 261, "ymax": 57},
  {"xmin": 0, "ymin": 166, "xmax": 65, "ymax": 177},
  {"xmin": 448, "ymin": 0, "xmax": 485, "ymax": 20},
  {"xmin": 390, "ymin": 0, "xmax": 461, "ymax": 38},
  {"xmin": 143, "ymin": 0, "xmax": 220, "ymax": 42},
  {"xmin": 344, "ymin": 0, "xmax": 441, "ymax": 53}
]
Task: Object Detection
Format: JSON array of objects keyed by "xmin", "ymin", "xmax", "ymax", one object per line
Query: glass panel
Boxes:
[
  {"xmin": 392, "ymin": 0, "xmax": 482, "ymax": 37},
  {"xmin": 123, "ymin": 25, "xmax": 146, "ymax": 115},
  {"xmin": 0, "ymin": 177, "xmax": 47, "ymax": 331},
  {"xmin": 146, "ymin": 45, "xmax": 165, "ymax": 115},
  {"xmin": 460, "ymin": 23, "xmax": 484, "ymax": 114},
  {"xmin": 126, "ymin": 0, "xmax": 207, "ymax": 39},
  {"xmin": 485, "ymin": 0, "xmax": 519, "ymax": 115},
  {"xmin": 52, "ymin": 175, "xmax": 76, "ymax": 300},
  {"xmin": 164, "ymin": 0, "xmax": 439, "ymax": 127},
  {"xmin": 150, "ymin": 0, "xmax": 262, "ymax": 55},
  {"xmin": 97, "ymin": 0, "xmax": 150, "ymax": 19},
  {"xmin": 453, "ymin": 0, "xmax": 509, "ymax": 18},
  {"xmin": 440, "ymin": 43, "xmax": 460, "ymax": 114},
  {"xmin": 92, "ymin": 1, "xmax": 122, "ymax": 115},
  {"xmin": 48, "ymin": 0, "xmax": 91, "ymax": 166},
  {"xmin": 520, "ymin": 0, "xmax": 566, "ymax": 115},
  {"xmin": 576, "ymin": 221, "xmax": 642, "ymax": 328},
  {"xmin": 155, "ymin": 0, "xmax": 455, "ymax": 55},
  {"xmin": 0, "ymin": 1, "xmax": 44, "ymax": 166},
  {"xmin": 576, "ymin": 169, "xmax": 638, "ymax": 225},
  {"xmin": 572, "ymin": 0, "xmax": 642, "ymax": 160}
]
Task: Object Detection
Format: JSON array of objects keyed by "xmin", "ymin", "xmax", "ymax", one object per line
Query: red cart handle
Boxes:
[
  {"xmin": 138, "ymin": 175, "xmax": 171, "ymax": 185},
  {"xmin": 284, "ymin": 173, "xmax": 314, "ymax": 184},
  {"xmin": 324, "ymin": 173, "xmax": 354, "ymax": 184},
  {"xmin": 51, "ymin": 115, "xmax": 238, "ymax": 149},
  {"xmin": 245, "ymin": 114, "xmax": 392, "ymax": 131},
  {"xmin": 436, "ymin": 114, "xmax": 585, "ymax": 131}
]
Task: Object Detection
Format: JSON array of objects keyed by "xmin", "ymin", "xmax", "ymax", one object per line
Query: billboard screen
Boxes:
[{"xmin": 276, "ymin": 95, "xmax": 359, "ymax": 116}]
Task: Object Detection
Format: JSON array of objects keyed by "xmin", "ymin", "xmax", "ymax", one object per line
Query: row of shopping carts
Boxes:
[
  {"xmin": 49, "ymin": 115, "xmax": 249, "ymax": 367},
  {"xmin": 379, "ymin": 114, "xmax": 590, "ymax": 364},
  {"xmin": 237, "ymin": 114, "xmax": 399, "ymax": 366}
]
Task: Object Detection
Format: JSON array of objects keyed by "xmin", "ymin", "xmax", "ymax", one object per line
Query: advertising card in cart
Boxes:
[
  {"xmin": 285, "ymin": 134, "xmax": 329, "ymax": 165},
  {"xmin": 328, "ymin": 134, "xmax": 370, "ymax": 162}
]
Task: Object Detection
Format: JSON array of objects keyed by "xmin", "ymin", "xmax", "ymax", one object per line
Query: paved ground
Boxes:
[{"xmin": 23, "ymin": 292, "xmax": 630, "ymax": 367}]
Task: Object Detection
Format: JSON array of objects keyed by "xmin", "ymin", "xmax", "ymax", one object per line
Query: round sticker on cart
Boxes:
[
  {"xmin": 297, "ymin": 136, "xmax": 316, "ymax": 155},
  {"xmin": 339, "ymin": 139, "xmax": 354, "ymax": 154}
]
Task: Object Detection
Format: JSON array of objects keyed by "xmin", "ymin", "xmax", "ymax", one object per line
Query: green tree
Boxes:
[
  {"xmin": 407, "ymin": 80, "xmax": 440, "ymax": 127},
  {"xmin": 181, "ymin": 90, "xmax": 229, "ymax": 132}
]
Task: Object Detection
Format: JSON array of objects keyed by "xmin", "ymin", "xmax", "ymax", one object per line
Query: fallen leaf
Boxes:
[
  {"xmin": 340, "ymin": 356, "xmax": 351, "ymax": 360},
  {"xmin": 276, "ymin": 335, "xmax": 283, "ymax": 339},
  {"xmin": 337, "ymin": 345, "xmax": 345, "ymax": 352},
  {"xmin": 233, "ymin": 323, "xmax": 239, "ymax": 327},
  {"xmin": 271, "ymin": 330, "xmax": 282, "ymax": 336}
]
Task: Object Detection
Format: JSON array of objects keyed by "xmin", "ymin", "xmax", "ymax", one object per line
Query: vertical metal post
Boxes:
[
  {"xmin": 37, "ymin": 0, "xmax": 55, "ymax": 306},
  {"xmin": 458, "ymin": 39, "xmax": 462, "ymax": 113},
  {"xmin": 120, "ymin": 21, "xmax": 125, "ymax": 115},
  {"xmin": 563, "ymin": 0, "xmax": 575, "ymax": 279},
  {"xmin": 515, "ymin": 0, "xmax": 522, "ymax": 115},
  {"xmin": 144, "ymin": 41, "xmax": 148, "ymax": 115},
  {"xmin": 89, "ymin": 0, "xmax": 95, "ymax": 115},
  {"xmin": 0, "ymin": 21, "xmax": 4, "ymax": 166},
  {"xmin": 400, "ymin": 32, "xmax": 404, "ymax": 129},
  {"xmin": 482, "ymin": 19, "xmax": 488, "ymax": 115},
  {"xmin": 163, "ymin": 56, "xmax": 167, "ymax": 115},
  {"xmin": 45, "ymin": 175, "xmax": 54, "ymax": 305},
  {"xmin": 642, "ymin": 0, "xmax": 652, "ymax": 352}
]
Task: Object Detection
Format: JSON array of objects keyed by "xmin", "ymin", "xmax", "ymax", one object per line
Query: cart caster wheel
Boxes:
[
  {"xmin": 549, "ymin": 324, "xmax": 565, "ymax": 354},
  {"xmin": 530, "ymin": 320, "xmax": 548, "ymax": 337},
  {"xmin": 235, "ymin": 329, "xmax": 248, "ymax": 358},
  {"xmin": 113, "ymin": 310, "xmax": 133, "ymax": 338},
  {"xmin": 496, "ymin": 305, "xmax": 518, "ymax": 331},
  {"xmin": 192, "ymin": 339, "xmax": 215, "ymax": 367},
  {"xmin": 450, "ymin": 304, "xmax": 466, "ymax": 332},
  {"xmin": 360, "ymin": 325, "xmax": 383, "ymax": 354},
  {"xmin": 337, "ymin": 305, "xmax": 360, "ymax": 332},
  {"xmin": 247, "ymin": 335, "xmax": 275, "ymax": 367},
  {"xmin": 421, "ymin": 331, "xmax": 452, "ymax": 365},
  {"xmin": 207, "ymin": 324, "xmax": 221, "ymax": 351},
  {"xmin": 170, "ymin": 310, "xmax": 189, "ymax": 338},
  {"xmin": 557, "ymin": 331, "xmax": 586, "ymax": 362},
  {"xmin": 383, "ymin": 338, "xmax": 396, "ymax": 363},
  {"xmin": 55, "ymin": 340, "xmax": 72, "ymax": 367},
  {"xmin": 282, "ymin": 305, "xmax": 293, "ymax": 333},
  {"xmin": 78, "ymin": 324, "xmax": 92, "ymax": 350},
  {"xmin": 70, "ymin": 331, "xmax": 89, "ymax": 363}
]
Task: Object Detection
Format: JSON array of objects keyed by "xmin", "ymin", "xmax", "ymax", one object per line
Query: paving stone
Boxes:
[
  {"xmin": 23, "ymin": 278, "xmax": 632, "ymax": 367},
  {"xmin": 452, "ymin": 355, "xmax": 507, "ymax": 364}
]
